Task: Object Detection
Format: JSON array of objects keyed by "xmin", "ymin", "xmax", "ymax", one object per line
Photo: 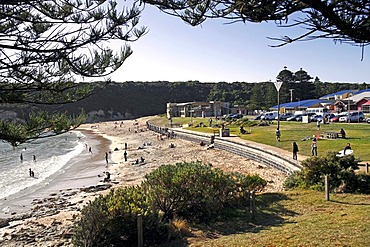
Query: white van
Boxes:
[
  {"xmin": 306, "ymin": 107, "xmax": 330, "ymax": 116},
  {"xmin": 261, "ymin": 111, "xmax": 278, "ymax": 120}
]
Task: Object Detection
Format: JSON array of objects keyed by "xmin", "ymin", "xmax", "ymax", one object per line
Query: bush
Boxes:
[
  {"xmin": 73, "ymin": 161, "xmax": 267, "ymax": 245},
  {"xmin": 143, "ymin": 161, "xmax": 266, "ymax": 222},
  {"xmin": 73, "ymin": 186, "xmax": 168, "ymax": 246},
  {"xmin": 72, "ymin": 196, "xmax": 112, "ymax": 247},
  {"xmin": 284, "ymin": 153, "xmax": 369, "ymax": 194}
]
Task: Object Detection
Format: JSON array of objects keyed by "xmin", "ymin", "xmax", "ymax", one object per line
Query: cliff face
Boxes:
[{"xmin": 2, "ymin": 82, "xmax": 212, "ymax": 122}]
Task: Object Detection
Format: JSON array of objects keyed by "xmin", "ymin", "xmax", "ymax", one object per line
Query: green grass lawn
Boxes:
[
  {"xmin": 187, "ymin": 190, "xmax": 370, "ymax": 247},
  {"xmin": 151, "ymin": 116, "xmax": 370, "ymax": 161},
  {"xmin": 150, "ymin": 116, "xmax": 370, "ymax": 246}
]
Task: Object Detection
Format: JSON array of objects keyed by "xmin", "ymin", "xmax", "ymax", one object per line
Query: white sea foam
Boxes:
[{"xmin": 0, "ymin": 132, "xmax": 85, "ymax": 200}]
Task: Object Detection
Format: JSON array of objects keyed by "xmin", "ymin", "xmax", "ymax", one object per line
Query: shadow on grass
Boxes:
[
  {"xmin": 194, "ymin": 193, "xmax": 297, "ymax": 238},
  {"xmin": 330, "ymin": 199, "xmax": 370, "ymax": 206}
]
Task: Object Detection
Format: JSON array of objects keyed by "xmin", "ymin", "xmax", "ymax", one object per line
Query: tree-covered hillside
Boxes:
[{"xmin": 3, "ymin": 77, "xmax": 366, "ymax": 122}]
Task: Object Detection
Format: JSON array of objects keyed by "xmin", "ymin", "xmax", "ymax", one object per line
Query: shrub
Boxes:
[
  {"xmin": 72, "ymin": 196, "xmax": 111, "ymax": 247},
  {"xmin": 73, "ymin": 186, "xmax": 168, "ymax": 246},
  {"xmin": 143, "ymin": 161, "xmax": 266, "ymax": 222},
  {"xmin": 284, "ymin": 153, "xmax": 369, "ymax": 193},
  {"xmin": 73, "ymin": 161, "xmax": 267, "ymax": 245}
]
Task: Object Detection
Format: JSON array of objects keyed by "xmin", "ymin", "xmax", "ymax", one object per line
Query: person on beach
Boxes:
[
  {"xmin": 104, "ymin": 171, "xmax": 111, "ymax": 182},
  {"xmin": 124, "ymin": 150, "xmax": 127, "ymax": 162},
  {"xmin": 105, "ymin": 152, "xmax": 109, "ymax": 165},
  {"xmin": 20, "ymin": 153, "xmax": 23, "ymax": 162},
  {"xmin": 89, "ymin": 147, "xmax": 92, "ymax": 154},
  {"xmin": 124, "ymin": 143, "xmax": 127, "ymax": 150},
  {"xmin": 311, "ymin": 138, "xmax": 318, "ymax": 156},
  {"xmin": 29, "ymin": 168, "xmax": 34, "ymax": 177},
  {"xmin": 33, "ymin": 155, "xmax": 36, "ymax": 161},
  {"xmin": 292, "ymin": 142, "xmax": 299, "ymax": 160}
]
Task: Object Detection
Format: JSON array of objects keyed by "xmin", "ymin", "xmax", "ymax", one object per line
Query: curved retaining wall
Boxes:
[{"xmin": 147, "ymin": 122, "xmax": 302, "ymax": 175}]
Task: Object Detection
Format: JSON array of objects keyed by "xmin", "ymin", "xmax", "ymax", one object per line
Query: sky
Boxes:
[{"xmin": 105, "ymin": 4, "xmax": 370, "ymax": 84}]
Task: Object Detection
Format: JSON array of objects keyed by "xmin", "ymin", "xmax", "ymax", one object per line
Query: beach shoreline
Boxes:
[
  {"xmin": 0, "ymin": 116, "xmax": 289, "ymax": 246},
  {"xmin": 0, "ymin": 128, "xmax": 111, "ymax": 219}
]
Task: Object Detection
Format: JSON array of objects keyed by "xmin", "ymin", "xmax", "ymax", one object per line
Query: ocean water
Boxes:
[{"xmin": 0, "ymin": 131, "xmax": 85, "ymax": 201}]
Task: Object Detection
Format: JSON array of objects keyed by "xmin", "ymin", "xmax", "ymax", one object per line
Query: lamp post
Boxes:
[
  {"xmin": 296, "ymin": 98, "xmax": 300, "ymax": 110},
  {"xmin": 347, "ymin": 93, "xmax": 352, "ymax": 123},
  {"xmin": 273, "ymin": 81, "xmax": 283, "ymax": 130},
  {"xmin": 289, "ymin": 89, "xmax": 294, "ymax": 102}
]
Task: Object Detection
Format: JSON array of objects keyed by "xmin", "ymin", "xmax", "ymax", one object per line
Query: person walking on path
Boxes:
[
  {"xmin": 123, "ymin": 150, "xmax": 128, "ymax": 162},
  {"xmin": 311, "ymin": 138, "xmax": 318, "ymax": 156},
  {"xmin": 292, "ymin": 142, "xmax": 299, "ymax": 160}
]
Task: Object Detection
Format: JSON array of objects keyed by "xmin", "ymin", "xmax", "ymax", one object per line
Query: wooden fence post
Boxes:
[
  {"xmin": 325, "ymin": 175, "xmax": 330, "ymax": 201},
  {"xmin": 366, "ymin": 163, "xmax": 369, "ymax": 174},
  {"xmin": 249, "ymin": 190, "xmax": 256, "ymax": 220},
  {"xmin": 137, "ymin": 214, "xmax": 143, "ymax": 247}
]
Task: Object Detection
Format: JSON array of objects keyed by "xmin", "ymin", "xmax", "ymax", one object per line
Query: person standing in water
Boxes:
[{"xmin": 33, "ymin": 155, "xmax": 36, "ymax": 161}]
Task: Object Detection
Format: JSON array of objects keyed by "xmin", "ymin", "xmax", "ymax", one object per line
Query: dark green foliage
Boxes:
[
  {"xmin": 143, "ymin": 161, "xmax": 266, "ymax": 222},
  {"xmin": 0, "ymin": 0, "xmax": 146, "ymax": 146},
  {"xmin": 73, "ymin": 186, "xmax": 168, "ymax": 246},
  {"xmin": 284, "ymin": 153, "xmax": 369, "ymax": 193},
  {"xmin": 144, "ymin": 0, "xmax": 370, "ymax": 46},
  {"xmin": 73, "ymin": 162, "xmax": 267, "ymax": 245},
  {"xmin": 72, "ymin": 196, "xmax": 112, "ymax": 247},
  {"xmin": 355, "ymin": 174, "xmax": 370, "ymax": 194},
  {"xmin": 0, "ymin": 111, "xmax": 86, "ymax": 146}
]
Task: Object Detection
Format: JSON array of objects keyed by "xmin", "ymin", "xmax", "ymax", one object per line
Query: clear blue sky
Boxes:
[{"xmin": 108, "ymin": 5, "xmax": 370, "ymax": 84}]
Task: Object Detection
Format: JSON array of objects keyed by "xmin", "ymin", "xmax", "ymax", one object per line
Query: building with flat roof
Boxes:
[{"xmin": 167, "ymin": 101, "xmax": 230, "ymax": 119}]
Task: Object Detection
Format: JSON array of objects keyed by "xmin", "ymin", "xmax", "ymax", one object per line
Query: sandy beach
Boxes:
[{"xmin": 0, "ymin": 116, "xmax": 288, "ymax": 246}]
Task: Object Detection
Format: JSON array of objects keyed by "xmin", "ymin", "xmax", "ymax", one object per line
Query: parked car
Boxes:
[
  {"xmin": 275, "ymin": 112, "xmax": 294, "ymax": 121},
  {"xmin": 339, "ymin": 111, "xmax": 365, "ymax": 122},
  {"xmin": 287, "ymin": 114, "xmax": 304, "ymax": 121},
  {"xmin": 310, "ymin": 114, "xmax": 323, "ymax": 122},
  {"xmin": 330, "ymin": 113, "xmax": 346, "ymax": 122},
  {"xmin": 229, "ymin": 113, "xmax": 244, "ymax": 119},
  {"xmin": 223, "ymin": 113, "xmax": 243, "ymax": 120},
  {"xmin": 311, "ymin": 113, "xmax": 335, "ymax": 122},
  {"xmin": 254, "ymin": 114, "xmax": 263, "ymax": 120},
  {"xmin": 261, "ymin": 111, "xmax": 278, "ymax": 120}
]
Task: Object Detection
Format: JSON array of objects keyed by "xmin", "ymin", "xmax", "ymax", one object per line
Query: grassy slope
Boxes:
[
  {"xmin": 153, "ymin": 116, "xmax": 370, "ymax": 161},
  {"xmin": 188, "ymin": 190, "xmax": 370, "ymax": 247},
  {"xmin": 150, "ymin": 116, "xmax": 370, "ymax": 246}
]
